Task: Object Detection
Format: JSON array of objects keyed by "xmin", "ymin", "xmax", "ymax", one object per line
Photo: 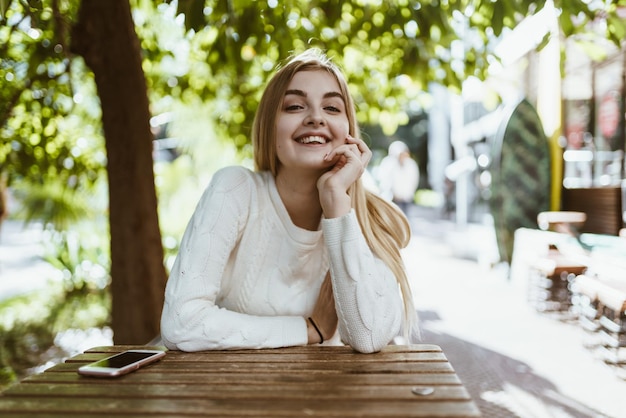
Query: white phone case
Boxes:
[{"xmin": 77, "ymin": 349, "xmax": 166, "ymax": 377}]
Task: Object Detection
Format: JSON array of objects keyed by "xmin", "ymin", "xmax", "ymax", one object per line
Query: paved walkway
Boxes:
[{"xmin": 406, "ymin": 213, "xmax": 626, "ymax": 418}]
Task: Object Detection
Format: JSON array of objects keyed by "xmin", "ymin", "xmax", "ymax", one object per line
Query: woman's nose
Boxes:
[{"xmin": 304, "ymin": 110, "xmax": 325, "ymax": 126}]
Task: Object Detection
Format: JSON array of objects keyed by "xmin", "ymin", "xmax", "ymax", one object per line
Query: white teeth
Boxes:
[{"xmin": 298, "ymin": 136, "xmax": 326, "ymax": 144}]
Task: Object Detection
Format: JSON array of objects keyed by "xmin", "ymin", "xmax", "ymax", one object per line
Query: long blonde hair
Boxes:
[{"xmin": 252, "ymin": 48, "xmax": 418, "ymax": 341}]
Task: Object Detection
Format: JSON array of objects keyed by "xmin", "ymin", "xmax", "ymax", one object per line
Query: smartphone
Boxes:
[{"xmin": 77, "ymin": 349, "xmax": 166, "ymax": 377}]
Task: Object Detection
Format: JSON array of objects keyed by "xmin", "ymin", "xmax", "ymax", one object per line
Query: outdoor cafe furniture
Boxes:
[
  {"xmin": 0, "ymin": 344, "xmax": 482, "ymax": 417},
  {"xmin": 526, "ymin": 226, "xmax": 626, "ymax": 376},
  {"xmin": 572, "ymin": 274, "xmax": 626, "ymax": 356},
  {"xmin": 571, "ymin": 245, "xmax": 626, "ymax": 372},
  {"xmin": 536, "ymin": 210, "xmax": 587, "ymax": 236},
  {"xmin": 513, "ymin": 211, "xmax": 626, "ymax": 318},
  {"xmin": 528, "ymin": 244, "xmax": 588, "ymax": 315}
]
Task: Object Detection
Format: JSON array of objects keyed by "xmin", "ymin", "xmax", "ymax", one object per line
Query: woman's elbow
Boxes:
[
  {"xmin": 160, "ymin": 321, "xmax": 182, "ymax": 350},
  {"xmin": 350, "ymin": 316, "xmax": 402, "ymax": 353},
  {"xmin": 347, "ymin": 332, "xmax": 393, "ymax": 353},
  {"xmin": 160, "ymin": 306, "xmax": 188, "ymax": 350},
  {"xmin": 160, "ymin": 325, "xmax": 204, "ymax": 352},
  {"xmin": 352, "ymin": 342, "xmax": 383, "ymax": 354}
]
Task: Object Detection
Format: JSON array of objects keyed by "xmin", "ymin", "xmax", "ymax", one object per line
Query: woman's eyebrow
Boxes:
[
  {"xmin": 324, "ymin": 91, "xmax": 344, "ymax": 100},
  {"xmin": 284, "ymin": 89, "xmax": 344, "ymax": 100},
  {"xmin": 285, "ymin": 89, "xmax": 306, "ymax": 97}
]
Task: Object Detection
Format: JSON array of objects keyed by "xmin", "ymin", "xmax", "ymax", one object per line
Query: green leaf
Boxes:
[
  {"xmin": 607, "ymin": 14, "xmax": 626, "ymax": 44},
  {"xmin": 492, "ymin": 1, "xmax": 504, "ymax": 37},
  {"xmin": 558, "ymin": 9, "xmax": 574, "ymax": 37},
  {"xmin": 178, "ymin": 0, "xmax": 206, "ymax": 32},
  {"xmin": 0, "ymin": 0, "xmax": 12, "ymax": 22}
]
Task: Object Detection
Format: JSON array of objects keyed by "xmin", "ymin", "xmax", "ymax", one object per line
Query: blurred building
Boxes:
[{"xmin": 438, "ymin": 3, "xmax": 625, "ymax": 239}]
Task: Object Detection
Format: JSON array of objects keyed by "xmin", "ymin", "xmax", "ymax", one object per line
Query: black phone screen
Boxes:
[{"xmin": 93, "ymin": 351, "xmax": 158, "ymax": 368}]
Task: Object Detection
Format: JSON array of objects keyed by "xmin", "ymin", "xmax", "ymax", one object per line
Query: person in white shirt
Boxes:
[
  {"xmin": 377, "ymin": 140, "xmax": 419, "ymax": 215},
  {"xmin": 160, "ymin": 48, "xmax": 417, "ymax": 353}
]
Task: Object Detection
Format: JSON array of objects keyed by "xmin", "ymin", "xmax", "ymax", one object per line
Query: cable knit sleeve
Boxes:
[
  {"xmin": 160, "ymin": 167, "xmax": 307, "ymax": 351},
  {"xmin": 322, "ymin": 210, "xmax": 403, "ymax": 353}
]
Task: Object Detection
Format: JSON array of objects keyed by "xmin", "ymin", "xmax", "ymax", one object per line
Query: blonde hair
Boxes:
[{"xmin": 252, "ymin": 48, "xmax": 418, "ymax": 341}]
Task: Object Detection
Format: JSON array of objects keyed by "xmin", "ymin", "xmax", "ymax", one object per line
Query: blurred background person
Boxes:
[{"xmin": 377, "ymin": 140, "xmax": 419, "ymax": 215}]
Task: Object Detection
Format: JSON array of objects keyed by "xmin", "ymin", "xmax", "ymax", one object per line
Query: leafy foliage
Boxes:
[{"xmin": 1, "ymin": 0, "xmax": 104, "ymax": 228}]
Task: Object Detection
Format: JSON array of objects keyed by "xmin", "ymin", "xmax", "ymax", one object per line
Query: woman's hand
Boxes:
[
  {"xmin": 307, "ymin": 271, "xmax": 338, "ymax": 344},
  {"xmin": 317, "ymin": 135, "xmax": 372, "ymax": 218}
]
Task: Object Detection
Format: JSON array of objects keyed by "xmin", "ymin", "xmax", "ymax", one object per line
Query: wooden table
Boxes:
[{"xmin": 0, "ymin": 344, "xmax": 481, "ymax": 417}]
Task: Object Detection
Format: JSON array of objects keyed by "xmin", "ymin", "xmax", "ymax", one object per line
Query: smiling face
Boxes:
[{"xmin": 274, "ymin": 70, "xmax": 350, "ymax": 174}]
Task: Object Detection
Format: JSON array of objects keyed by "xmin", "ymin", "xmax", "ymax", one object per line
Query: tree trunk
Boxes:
[{"xmin": 71, "ymin": 0, "xmax": 166, "ymax": 344}]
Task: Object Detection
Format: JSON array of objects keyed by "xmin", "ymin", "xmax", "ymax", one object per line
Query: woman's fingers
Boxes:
[
  {"xmin": 317, "ymin": 135, "xmax": 370, "ymax": 216},
  {"xmin": 324, "ymin": 135, "xmax": 370, "ymax": 173},
  {"xmin": 345, "ymin": 135, "xmax": 372, "ymax": 165}
]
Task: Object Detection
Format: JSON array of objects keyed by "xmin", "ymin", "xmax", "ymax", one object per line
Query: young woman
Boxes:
[{"xmin": 160, "ymin": 48, "xmax": 417, "ymax": 353}]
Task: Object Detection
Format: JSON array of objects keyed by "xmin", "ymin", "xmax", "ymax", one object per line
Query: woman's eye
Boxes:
[
  {"xmin": 325, "ymin": 106, "xmax": 341, "ymax": 112},
  {"xmin": 285, "ymin": 104, "xmax": 303, "ymax": 111}
]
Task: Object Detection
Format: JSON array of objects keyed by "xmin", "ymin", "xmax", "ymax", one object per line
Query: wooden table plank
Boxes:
[
  {"xmin": 47, "ymin": 359, "xmax": 457, "ymax": 374},
  {"xmin": 23, "ymin": 371, "xmax": 464, "ymax": 386},
  {"xmin": 0, "ymin": 397, "xmax": 481, "ymax": 417},
  {"xmin": 5, "ymin": 382, "xmax": 472, "ymax": 401},
  {"xmin": 65, "ymin": 350, "xmax": 450, "ymax": 363}
]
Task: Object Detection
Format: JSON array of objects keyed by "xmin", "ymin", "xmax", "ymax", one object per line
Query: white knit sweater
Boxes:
[{"xmin": 160, "ymin": 166, "xmax": 403, "ymax": 353}]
